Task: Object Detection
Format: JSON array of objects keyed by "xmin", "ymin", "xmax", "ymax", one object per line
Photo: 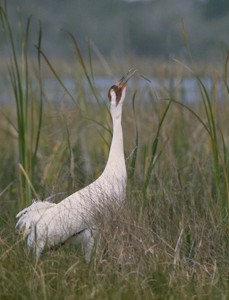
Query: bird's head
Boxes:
[{"xmin": 108, "ymin": 69, "xmax": 136, "ymax": 107}]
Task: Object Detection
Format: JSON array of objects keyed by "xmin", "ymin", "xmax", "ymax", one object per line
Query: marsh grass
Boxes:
[
  {"xmin": 1, "ymin": 5, "xmax": 229, "ymax": 299},
  {"xmin": 0, "ymin": 4, "xmax": 43, "ymax": 207},
  {"xmin": 172, "ymin": 59, "xmax": 229, "ymax": 221}
]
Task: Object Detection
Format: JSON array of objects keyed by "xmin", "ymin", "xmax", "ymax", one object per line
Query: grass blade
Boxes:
[
  {"xmin": 142, "ymin": 100, "xmax": 171, "ymax": 199},
  {"xmin": 35, "ymin": 46, "xmax": 76, "ymax": 104},
  {"xmin": 128, "ymin": 91, "xmax": 139, "ymax": 182}
]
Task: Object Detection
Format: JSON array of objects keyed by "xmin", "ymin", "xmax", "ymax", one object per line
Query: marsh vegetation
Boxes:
[{"xmin": 1, "ymin": 4, "xmax": 229, "ymax": 299}]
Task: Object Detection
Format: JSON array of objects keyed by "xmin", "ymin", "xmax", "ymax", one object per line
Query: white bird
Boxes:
[{"xmin": 16, "ymin": 69, "xmax": 136, "ymax": 262}]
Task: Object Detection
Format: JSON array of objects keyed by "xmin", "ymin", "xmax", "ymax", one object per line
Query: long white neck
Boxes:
[{"xmin": 103, "ymin": 103, "xmax": 126, "ymax": 180}]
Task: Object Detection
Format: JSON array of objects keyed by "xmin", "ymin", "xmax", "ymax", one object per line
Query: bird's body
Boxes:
[{"xmin": 16, "ymin": 69, "xmax": 135, "ymax": 262}]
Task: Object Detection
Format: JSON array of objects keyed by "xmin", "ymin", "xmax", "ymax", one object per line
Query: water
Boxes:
[{"xmin": 0, "ymin": 75, "xmax": 226, "ymax": 105}]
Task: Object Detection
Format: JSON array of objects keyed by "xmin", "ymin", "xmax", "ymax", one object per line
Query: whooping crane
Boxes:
[{"xmin": 16, "ymin": 69, "xmax": 136, "ymax": 262}]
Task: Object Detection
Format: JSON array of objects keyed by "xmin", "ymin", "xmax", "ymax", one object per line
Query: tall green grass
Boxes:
[
  {"xmin": 0, "ymin": 4, "xmax": 43, "ymax": 207},
  {"xmin": 170, "ymin": 59, "xmax": 229, "ymax": 222},
  {"xmin": 179, "ymin": 20, "xmax": 229, "ymax": 221}
]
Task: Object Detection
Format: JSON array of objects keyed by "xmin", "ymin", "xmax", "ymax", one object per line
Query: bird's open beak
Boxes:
[{"xmin": 117, "ymin": 68, "xmax": 137, "ymax": 89}]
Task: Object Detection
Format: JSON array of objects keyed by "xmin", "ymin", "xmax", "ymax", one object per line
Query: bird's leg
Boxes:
[
  {"xmin": 80, "ymin": 228, "xmax": 95, "ymax": 263},
  {"xmin": 67, "ymin": 228, "xmax": 95, "ymax": 263}
]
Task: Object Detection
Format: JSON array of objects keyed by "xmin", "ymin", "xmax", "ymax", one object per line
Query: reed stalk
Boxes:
[{"xmin": 0, "ymin": 4, "xmax": 43, "ymax": 206}]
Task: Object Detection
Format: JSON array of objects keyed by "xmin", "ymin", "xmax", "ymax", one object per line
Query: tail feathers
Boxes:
[{"xmin": 16, "ymin": 200, "xmax": 56, "ymax": 238}]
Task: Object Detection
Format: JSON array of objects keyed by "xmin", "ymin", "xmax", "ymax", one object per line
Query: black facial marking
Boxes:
[{"xmin": 108, "ymin": 85, "xmax": 122, "ymax": 104}]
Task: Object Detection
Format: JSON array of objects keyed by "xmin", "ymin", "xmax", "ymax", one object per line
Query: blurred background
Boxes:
[{"xmin": 1, "ymin": 0, "xmax": 229, "ymax": 62}]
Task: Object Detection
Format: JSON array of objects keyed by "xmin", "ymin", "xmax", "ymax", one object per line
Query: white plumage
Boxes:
[{"xmin": 16, "ymin": 69, "xmax": 136, "ymax": 262}]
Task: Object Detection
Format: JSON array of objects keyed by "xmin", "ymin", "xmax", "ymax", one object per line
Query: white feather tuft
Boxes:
[{"xmin": 16, "ymin": 200, "xmax": 56, "ymax": 239}]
